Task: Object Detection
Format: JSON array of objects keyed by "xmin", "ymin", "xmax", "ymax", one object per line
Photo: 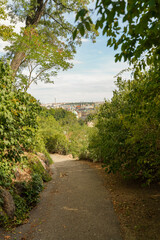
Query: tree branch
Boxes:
[
  {"xmin": 46, "ymin": 12, "xmax": 72, "ymax": 32},
  {"xmin": 53, "ymin": 0, "xmax": 73, "ymax": 12},
  {"xmin": 26, "ymin": 0, "xmax": 49, "ymax": 26}
]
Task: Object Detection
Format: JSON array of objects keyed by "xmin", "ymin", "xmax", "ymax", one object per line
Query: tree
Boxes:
[
  {"xmin": 74, "ymin": 0, "xmax": 160, "ymax": 67},
  {"xmin": 1, "ymin": 0, "xmax": 91, "ymax": 90}
]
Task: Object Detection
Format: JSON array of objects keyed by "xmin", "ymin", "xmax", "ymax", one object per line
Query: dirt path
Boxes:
[{"xmin": 0, "ymin": 154, "xmax": 122, "ymax": 240}]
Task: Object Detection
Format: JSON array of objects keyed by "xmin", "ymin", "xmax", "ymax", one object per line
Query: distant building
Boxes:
[{"xmin": 40, "ymin": 101, "xmax": 104, "ymax": 119}]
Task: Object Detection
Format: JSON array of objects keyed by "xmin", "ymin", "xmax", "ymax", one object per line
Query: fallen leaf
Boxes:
[
  {"xmin": 62, "ymin": 206, "xmax": 78, "ymax": 211},
  {"xmin": 4, "ymin": 236, "xmax": 11, "ymax": 240}
]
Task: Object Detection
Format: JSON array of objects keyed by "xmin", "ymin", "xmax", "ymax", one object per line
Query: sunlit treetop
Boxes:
[{"xmin": 0, "ymin": 0, "xmax": 94, "ymax": 90}]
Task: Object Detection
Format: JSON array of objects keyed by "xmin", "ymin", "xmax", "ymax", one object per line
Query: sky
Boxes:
[
  {"xmin": 27, "ymin": 37, "xmax": 129, "ymax": 104},
  {"xmin": 0, "ymin": 5, "xmax": 130, "ymax": 104}
]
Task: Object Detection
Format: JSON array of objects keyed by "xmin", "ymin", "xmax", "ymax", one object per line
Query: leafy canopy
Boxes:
[
  {"xmin": 1, "ymin": 0, "xmax": 91, "ymax": 90},
  {"xmin": 74, "ymin": 0, "xmax": 160, "ymax": 66}
]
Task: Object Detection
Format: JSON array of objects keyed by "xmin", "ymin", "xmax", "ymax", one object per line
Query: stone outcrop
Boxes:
[
  {"xmin": 0, "ymin": 187, "xmax": 15, "ymax": 218},
  {"xmin": 0, "ymin": 152, "xmax": 52, "ymax": 225},
  {"xmin": 37, "ymin": 152, "xmax": 50, "ymax": 166},
  {"xmin": 14, "ymin": 168, "xmax": 32, "ymax": 182}
]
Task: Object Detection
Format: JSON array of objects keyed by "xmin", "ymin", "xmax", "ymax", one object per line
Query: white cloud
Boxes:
[
  {"xmin": 68, "ymin": 59, "xmax": 82, "ymax": 64},
  {"xmin": 28, "ymin": 69, "xmax": 116, "ymax": 104},
  {"xmin": 0, "ymin": 17, "xmax": 25, "ymax": 34},
  {"xmin": 0, "ymin": 39, "xmax": 9, "ymax": 54},
  {"xmin": 0, "ymin": 18, "xmax": 25, "ymax": 55},
  {"xmin": 27, "ymin": 52, "xmax": 130, "ymax": 104},
  {"xmin": 81, "ymin": 38, "xmax": 90, "ymax": 43}
]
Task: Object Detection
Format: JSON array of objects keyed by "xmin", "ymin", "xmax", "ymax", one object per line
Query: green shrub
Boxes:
[
  {"xmin": 0, "ymin": 59, "xmax": 40, "ymax": 163},
  {"xmin": 0, "ymin": 60, "xmax": 52, "ymax": 227},
  {"xmin": 12, "ymin": 194, "xmax": 28, "ymax": 225},
  {"xmin": 89, "ymin": 68, "xmax": 160, "ymax": 184},
  {"xmin": 33, "ymin": 131, "xmax": 53, "ymax": 165},
  {"xmin": 29, "ymin": 156, "xmax": 52, "ymax": 182},
  {"xmin": 0, "ymin": 160, "xmax": 14, "ymax": 187},
  {"xmin": 45, "ymin": 133, "xmax": 69, "ymax": 154},
  {"xmin": 0, "ymin": 207, "xmax": 9, "ymax": 227},
  {"xmin": 37, "ymin": 115, "xmax": 69, "ymax": 154},
  {"xmin": 38, "ymin": 107, "xmax": 93, "ymax": 158},
  {"xmin": 22, "ymin": 173, "xmax": 43, "ymax": 206}
]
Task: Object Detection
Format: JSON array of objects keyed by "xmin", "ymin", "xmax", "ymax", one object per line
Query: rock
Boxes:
[
  {"xmin": 37, "ymin": 153, "xmax": 51, "ymax": 174},
  {"xmin": 14, "ymin": 168, "xmax": 32, "ymax": 182},
  {"xmin": 67, "ymin": 154, "xmax": 73, "ymax": 159},
  {"xmin": 0, "ymin": 187, "xmax": 15, "ymax": 218},
  {"xmin": 38, "ymin": 158, "xmax": 47, "ymax": 170},
  {"xmin": 37, "ymin": 152, "xmax": 50, "ymax": 166},
  {"xmin": 14, "ymin": 182, "xmax": 26, "ymax": 196}
]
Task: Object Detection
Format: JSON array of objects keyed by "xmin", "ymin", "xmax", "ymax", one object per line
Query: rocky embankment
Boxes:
[{"xmin": 0, "ymin": 152, "xmax": 52, "ymax": 228}]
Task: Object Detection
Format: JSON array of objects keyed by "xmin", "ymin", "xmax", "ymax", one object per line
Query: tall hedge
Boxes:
[
  {"xmin": 0, "ymin": 60, "xmax": 40, "ymax": 164},
  {"xmin": 89, "ymin": 67, "xmax": 160, "ymax": 184}
]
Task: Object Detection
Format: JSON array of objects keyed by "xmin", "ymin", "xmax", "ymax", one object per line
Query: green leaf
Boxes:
[
  {"xmin": 73, "ymin": 29, "xmax": 77, "ymax": 40},
  {"xmin": 78, "ymin": 23, "xmax": 85, "ymax": 36},
  {"xmin": 78, "ymin": 8, "xmax": 88, "ymax": 21},
  {"xmin": 85, "ymin": 21, "xmax": 91, "ymax": 31},
  {"xmin": 149, "ymin": 0, "xmax": 155, "ymax": 8}
]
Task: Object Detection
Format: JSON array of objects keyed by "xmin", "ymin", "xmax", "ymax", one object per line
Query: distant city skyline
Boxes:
[
  {"xmin": 41, "ymin": 101, "xmax": 101, "ymax": 120},
  {"xmin": 41, "ymin": 100, "xmax": 104, "ymax": 105}
]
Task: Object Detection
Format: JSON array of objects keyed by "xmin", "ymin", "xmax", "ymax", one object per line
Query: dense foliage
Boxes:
[
  {"xmin": 89, "ymin": 66, "xmax": 160, "ymax": 184},
  {"xmin": 0, "ymin": 60, "xmax": 51, "ymax": 227},
  {"xmin": 75, "ymin": 0, "xmax": 160, "ymax": 68},
  {"xmin": 74, "ymin": 0, "xmax": 160, "ymax": 185},
  {"xmin": 0, "ymin": 60, "xmax": 40, "ymax": 165},
  {"xmin": 38, "ymin": 107, "xmax": 91, "ymax": 158}
]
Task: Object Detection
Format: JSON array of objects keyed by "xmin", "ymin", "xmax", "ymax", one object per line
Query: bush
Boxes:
[
  {"xmin": 21, "ymin": 173, "xmax": 43, "ymax": 206},
  {"xmin": 45, "ymin": 133, "xmax": 69, "ymax": 154},
  {"xmin": 0, "ymin": 59, "xmax": 40, "ymax": 163},
  {"xmin": 37, "ymin": 115, "xmax": 69, "ymax": 154},
  {"xmin": 33, "ymin": 131, "xmax": 53, "ymax": 164},
  {"xmin": 12, "ymin": 194, "xmax": 28, "ymax": 225},
  {"xmin": 89, "ymin": 68, "xmax": 160, "ymax": 184},
  {"xmin": 38, "ymin": 107, "xmax": 92, "ymax": 159},
  {"xmin": 0, "ymin": 60, "xmax": 51, "ymax": 227},
  {"xmin": 0, "ymin": 160, "xmax": 14, "ymax": 188},
  {"xmin": 28, "ymin": 155, "xmax": 52, "ymax": 182}
]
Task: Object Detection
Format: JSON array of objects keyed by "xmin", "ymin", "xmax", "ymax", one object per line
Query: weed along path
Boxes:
[{"xmin": 0, "ymin": 154, "xmax": 122, "ymax": 240}]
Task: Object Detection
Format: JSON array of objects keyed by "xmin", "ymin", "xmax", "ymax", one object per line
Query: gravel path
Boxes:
[{"xmin": 0, "ymin": 154, "xmax": 122, "ymax": 240}]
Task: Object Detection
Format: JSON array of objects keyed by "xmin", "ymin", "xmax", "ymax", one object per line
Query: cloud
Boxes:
[
  {"xmin": 0, "ymin": 18, "xmax": 25, "ymax": 55},
  {"xmin": 68, "ymin": 59, "xmax": 82, "ymax": 64},
  {"xmin": 28, "ymin": 69, "xmax": 116, "ymax": 104},
  {"xmin": 27, "ymin": 49, "xmax": 130, "ymax": 104},
  {"xmin": 0, "ymin": 39, "xmax": 9, "ymax": 54},
  {"xmin": 0, "ymin": 17, "xmax": 25, "ymax": 34},
  {"xmin": 81, "ymin": 38, "xmax": 90, "ymax": 43}
]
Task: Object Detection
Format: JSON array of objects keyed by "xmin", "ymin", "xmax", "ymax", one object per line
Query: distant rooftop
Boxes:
[{"xmin": 41, "ymin": 101, "xmax": 104, "ymax": 106}]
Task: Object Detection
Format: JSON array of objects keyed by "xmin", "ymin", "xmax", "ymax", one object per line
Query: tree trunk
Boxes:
[
  {"xmin": 10, "ymin": 52, "xmax": 26, "ymax": 76},
  {"xmin": 10, "ymin": 0, "xmax": 48, "ymax": 75}
]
